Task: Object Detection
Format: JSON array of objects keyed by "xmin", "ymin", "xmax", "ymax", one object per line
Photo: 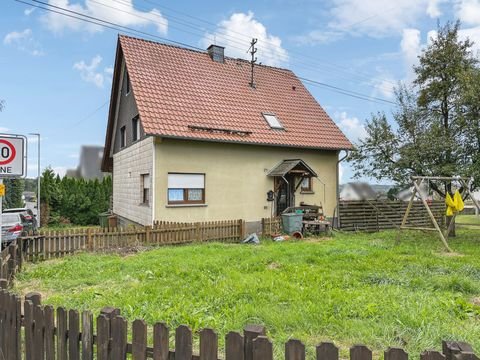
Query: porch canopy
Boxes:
[{"xmin": 267, "ymin": 159, "xmax": 318, "ymax": 178}]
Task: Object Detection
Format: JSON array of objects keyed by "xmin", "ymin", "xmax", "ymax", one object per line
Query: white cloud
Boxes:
[
  {"xmin": 426, "ymin": 0, "xmax": 446, "ymax": 17},
  {"xmin": 372, "ymin": 77, "xmax": 396, "ymax": 98},
  {"xmin": 400, "ymin": 28, "xmax": 421, "ymax": 81},
  {"xmin": 52, "ymin": 166, "xmax": 67, "ymax": 177},
  {"xmin": 335, "ymin": 111, "xmax": 367, "ymax": 143},
  {"xmin": 0, "ymin": 127, "xmax": 10, "ymax": 133},
  {"xmin": 292, "ymin": 30, "xmax": 344, "ymax": 45},
  {"xmin": 328, "ymin": 0, "xmax": 428, "ymax": 37},
  {"xmin": 202, "ymin": 12, "xmax": 288, "ymax": 67},
  {"xmin": 41, "ymin": 0, "xmax": 168, "ymax": 35},
  {"xmin": 456, "ymin": 0, "xmax": 480, "ymax": 26},
  {"xmin": 24, "ymin": 7, "xmax": 35, "ymax": 16},
  {"xmin": 73, "ymin": 55, "xmax": 114, "ymax": 88},
  {"xmin": 3, "ymin": 29, "xmax": 44, "ymax": 56}
]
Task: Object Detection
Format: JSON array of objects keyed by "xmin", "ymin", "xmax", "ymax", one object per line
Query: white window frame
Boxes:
[
  {"xmin": 262, "ymin": 113, "xmax": 284, "ymax": 129},
  {"xmin": 167, "ymin": 173, "xmax": 205, "ymax": 205}
]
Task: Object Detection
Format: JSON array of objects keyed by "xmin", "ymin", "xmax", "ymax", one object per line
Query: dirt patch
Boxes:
[
  {"xmin": 471, "ymin": 297, "xmax": 480, "ymax": 306},
  {"xmin": 435, "ymin": 251, "xmax": 464, "ymax": 257},
  {"xmin": 267, "ymin": 262, "xmax": 281, "ymax": 270},
  {"xmin": 101, "ymin": 245, "xmax": 151, "ymax": 256}
]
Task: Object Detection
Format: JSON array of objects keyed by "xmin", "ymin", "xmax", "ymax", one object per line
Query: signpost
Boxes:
[{"xmin": 0, "ymin": 134, "xmax": 27, "ymax": 246}]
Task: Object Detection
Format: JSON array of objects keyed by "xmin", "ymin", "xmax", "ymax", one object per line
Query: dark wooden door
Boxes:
[{"xmin": 275, "ymin": 175, "xmax": 295, "ymax": 215}]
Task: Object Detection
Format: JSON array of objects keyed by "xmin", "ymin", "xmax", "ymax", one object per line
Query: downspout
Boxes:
[
  {"xmin": 281, "ymin": 175, "xmax": 289, "ymax": 211},
  {"xmin": 151, "ymin": 136, "xmax": 156, "ymax": 225},
  {"xmin": 336, "ymin": 150, "xmax": 349, "ymax": 229}
]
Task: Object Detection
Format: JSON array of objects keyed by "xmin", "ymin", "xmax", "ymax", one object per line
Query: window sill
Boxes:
[
  {"xmin": 166, "ymin": 204, "xmax": 208, "ymax": 208},
  {"xmin": 300, "ymin": 191, "xmax": 315, "ymax": 194}
]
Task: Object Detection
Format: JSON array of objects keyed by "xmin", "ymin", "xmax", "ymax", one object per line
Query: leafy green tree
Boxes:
[
  {"xmin": 2, "ymin": 179, "xmax": 25, "ymax": 209},
  {"xmin": 350, "ymin": 22, "xmax": 479, "ymax": 195},
  {"xmin": 40, "ymin": 167, "xmax": 112, "ymax": 226}
]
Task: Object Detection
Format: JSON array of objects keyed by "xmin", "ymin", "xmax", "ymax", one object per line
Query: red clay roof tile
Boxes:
[{"xmin": 119, "ymin": 35, "xmax": 353, "ymax": 150}]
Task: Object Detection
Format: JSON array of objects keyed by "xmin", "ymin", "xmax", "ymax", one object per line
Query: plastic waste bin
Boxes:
[{"xmin": 281, "ymin": 213, "xmax": 303, "ymax": 234}]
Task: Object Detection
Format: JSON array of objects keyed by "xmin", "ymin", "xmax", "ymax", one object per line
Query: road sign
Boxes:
[{"xmin": 0, "ymin": 135, "xmax": 26, "ymax": 177}]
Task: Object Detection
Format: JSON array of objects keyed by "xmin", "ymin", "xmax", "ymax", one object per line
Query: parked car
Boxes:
[
  {"xmin": 1, "ymin": 213, "xmax": 25, "ymax": 247},
  {"xmin": 3, "ymin": 208, "xmax": 37, "ymax": 232}
]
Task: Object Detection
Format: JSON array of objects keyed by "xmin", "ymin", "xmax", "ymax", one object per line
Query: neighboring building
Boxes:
[
  {"xmin": 339, "ymin": 182, "xmax": 378, "ymax": 201},
  {"xmin": 396, "ymin": 184, "xmax": 430, "ymax": 202},
  {"xmin": 101, "ymin": 35, "xmax": 352, "ymax": 230},
  {"xmin": 67, "ymin": 145, "xmax": 106, "ymax": 180}
]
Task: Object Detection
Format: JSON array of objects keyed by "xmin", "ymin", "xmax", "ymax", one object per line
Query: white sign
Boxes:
[{"xmin": 0, "ymin": 136, "xmax": 26, "ymax": 177}]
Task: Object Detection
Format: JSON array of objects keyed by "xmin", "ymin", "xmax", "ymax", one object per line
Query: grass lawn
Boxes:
[
  {"xmin": 457, "ymin": 214, "xmax": 480, "ymax": 226},
  {"xmin": 14, "ymin": 230, "xmax": 480, "ymax": 358}
]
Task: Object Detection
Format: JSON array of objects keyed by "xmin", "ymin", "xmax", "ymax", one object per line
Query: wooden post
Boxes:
[
  {"xmin": 87, "ymin": 228, "xmax": 93, "ymax": 251},
  {"xmin": 25, "ymin": 292, "xmax": 41, "ymax": 306},
  {"xmin": 244, "ymin": 325, "xmax": 266, "ymax": 360},
  {"xmin": 413, "ymin": 180, "xmax": 453, "ymax": 252},
  {"xmin": 145, "ymin": 226, "xmax": 152, "ymax": 243},
  {"xmin": 0, "ymin": 279, "xmax": 7, "ymax": 290},
  {"xmin": 396, "ymin": 183, "xmax": 417, "ymax": 243}
]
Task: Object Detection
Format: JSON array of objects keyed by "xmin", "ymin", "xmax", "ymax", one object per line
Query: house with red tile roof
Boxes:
[{"xmin": 102, "ymin": 35, "xmax": 352, "ymax": 230}]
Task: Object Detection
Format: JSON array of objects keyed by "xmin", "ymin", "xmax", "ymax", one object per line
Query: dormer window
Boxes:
[{"xmin": 263, "ymin": 113, "xmax": 283, "ymax": 129}]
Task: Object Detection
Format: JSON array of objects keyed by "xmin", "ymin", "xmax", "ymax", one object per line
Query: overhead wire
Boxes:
[{"xmin": 14, "ymin": 0, "xmax": 398, "ymax": 106}]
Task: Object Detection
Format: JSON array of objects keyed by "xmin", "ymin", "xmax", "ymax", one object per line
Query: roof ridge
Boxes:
[{"xmin": 118, "ymin": 34, "xmax": 293, "ymax": 73}]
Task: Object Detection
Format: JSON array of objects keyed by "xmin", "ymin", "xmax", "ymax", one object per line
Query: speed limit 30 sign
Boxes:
[{"xmin": 0, "ymin": 135, "xmax": 26, "ymax": 177}]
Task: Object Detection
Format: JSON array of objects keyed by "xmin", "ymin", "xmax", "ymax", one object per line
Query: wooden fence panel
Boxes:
[
  {"xmin": 0, "ymin": 289, "xmax": 479, "ymax": 360},
  {"xmin": 338, "ymin": 200, "xmax": 445, "ymax": 232},
  {"xmin": 23, "ymin": 219, "xmax": 243, "ymax": 258}
]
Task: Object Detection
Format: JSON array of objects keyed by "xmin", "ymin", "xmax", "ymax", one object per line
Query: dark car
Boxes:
[
  {"xmin": 1, "ymin": 213, "xmax": 25, "ymax": 247},
  {"xmin": 3, "ymin": 208, "xmax": 37, "ymax": 233}
]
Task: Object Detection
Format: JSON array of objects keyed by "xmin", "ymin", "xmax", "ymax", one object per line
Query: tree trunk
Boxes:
[{"xmin": 446, "ymin": 215, "xmax": 456, "ymax": 237}]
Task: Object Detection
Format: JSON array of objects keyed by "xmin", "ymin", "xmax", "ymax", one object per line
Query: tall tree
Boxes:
[
  {"xmin": 350, "ymin": 22, "xmax": 479, "ymax": 193},
  {"xmin": 349, "ymin": 22, "xmax": 479, "ymax": 233},
  {"xmin": 2, "ymin": 179, "xmax": 25, "ymax": 209}
]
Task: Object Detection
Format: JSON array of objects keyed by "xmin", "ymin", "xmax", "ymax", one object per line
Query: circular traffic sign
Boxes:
[{"xmin": 0, "ymin": 139, "xmax": 17, "ymax": 165}]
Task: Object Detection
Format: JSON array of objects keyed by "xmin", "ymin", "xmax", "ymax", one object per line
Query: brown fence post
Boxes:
[
  {"xmin": 244, "ymin": 325, "xmax": 266, "ymax": 360},
  {"xmin": 316, "ymin": 342, "xmax": 339, "ymax": 360},
  {"xmin": 145, "ymin": 226, "xmax": 152, "ymax": 243},
  {"xmin": 87, "ymin": 228, "xmax": 93, "ymax": 251},
  {"xmin": 25, "ymin": 292, "xmax": 42, "ymax": 306},
  {"xmin": 7, "ymin": 244, "xmax": 17, "ymax": 282},
  {"xmin": 239, "ymin": 220, "xmax": 246, "ymax": 240},
  {"xmin": 0, "ymin": 279, "xmax": 7, "ymax": 290},
  {"xmin": 252, "ymin": 336, "xmax": 273, "ymax": 360},
  {"xmin": 443, "ymin": 342, "xmax": 474, "ymax": 360}
]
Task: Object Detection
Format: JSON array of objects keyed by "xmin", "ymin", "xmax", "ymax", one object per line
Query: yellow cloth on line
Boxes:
[{"xmin": 445, "ymin": 190, "xmax": 464, "ymax": 216}]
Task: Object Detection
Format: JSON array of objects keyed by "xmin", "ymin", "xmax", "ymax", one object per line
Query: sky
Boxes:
[{"xmin": 1, "ymin": 0, "xmax": 480, "ymax": 183}]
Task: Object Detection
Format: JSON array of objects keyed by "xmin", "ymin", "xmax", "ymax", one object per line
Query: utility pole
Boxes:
[
  {"xmin": 29, "ymin": 133, "xmax": 41, "ymax": 228},
  {"xmin": 248, "ymin": 38, "xmax": 258, "ymax": 88}
]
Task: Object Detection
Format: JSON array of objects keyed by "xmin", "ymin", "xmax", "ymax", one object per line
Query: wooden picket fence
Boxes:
[
  {"xmin": 261, "ymin": 217, "xmax": 282, "ymax": 236},
  {"xmin": 338, "ymin": 200, "xmax": 445, "ymax": 232},
  {"xmin": 0, "ymin": 290, "xmax": 478, "ymax": 360},
  {"xmin": 22, "ymin": 219, "xmax": 245, "ymax": 261},
  {"xmin": 0, "ymin": 241, "xmax": 22, "ymax": 288}
]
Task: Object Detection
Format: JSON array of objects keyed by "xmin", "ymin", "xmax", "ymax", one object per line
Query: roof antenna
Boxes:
[{"xmin": 247, "ymin": 38, "xmax": 257, "ymax": 88}]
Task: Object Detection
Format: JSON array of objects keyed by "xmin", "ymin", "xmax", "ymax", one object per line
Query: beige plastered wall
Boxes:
[{"xmin": 153, "ymin": 138, "xmax": 339, "ymax": 223}]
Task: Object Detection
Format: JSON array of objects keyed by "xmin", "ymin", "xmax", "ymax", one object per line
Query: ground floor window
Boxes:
[
  {"xmin": 141, "ymin": 174, "xmax": 150, "ymax": 205},
  {"xmin": 167, "ymin": 173, "xmax": 205, "ymax": 204},
  {"xmin": 301, "ymin": 177, "xmax": 313, "ymax": 192}
]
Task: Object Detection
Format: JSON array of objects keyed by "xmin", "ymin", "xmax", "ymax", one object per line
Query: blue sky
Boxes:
[{"xmin": 1, "ymin": 0, "xmax": 480, "ymax": 183}]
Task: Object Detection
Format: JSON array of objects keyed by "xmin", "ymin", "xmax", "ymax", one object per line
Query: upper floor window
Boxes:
[
  {"xmin": 125, "ymin": 71, "xmax": 130, "ymax": 95},
  {"xmin": 262, "ymin": 113, "xmax": 283, "ymax": 129},
  {"xmin": 120, "ymin": 126, "xmax": 126, "ymax": 148},
  {"xmin": 132, "ymin": 116, "xmax": 140, "ymax": 142}
]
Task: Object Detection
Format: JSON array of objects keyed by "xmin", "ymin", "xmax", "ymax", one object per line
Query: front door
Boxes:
[{"xmin": 275, "ymin": 175, "xmax": 295, "ymax": 215}]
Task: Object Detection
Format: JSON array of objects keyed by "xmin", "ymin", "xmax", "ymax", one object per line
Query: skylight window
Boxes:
[{"xmin": 263, "ymin": 113, "xmax": 284, "ymax": 129}]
